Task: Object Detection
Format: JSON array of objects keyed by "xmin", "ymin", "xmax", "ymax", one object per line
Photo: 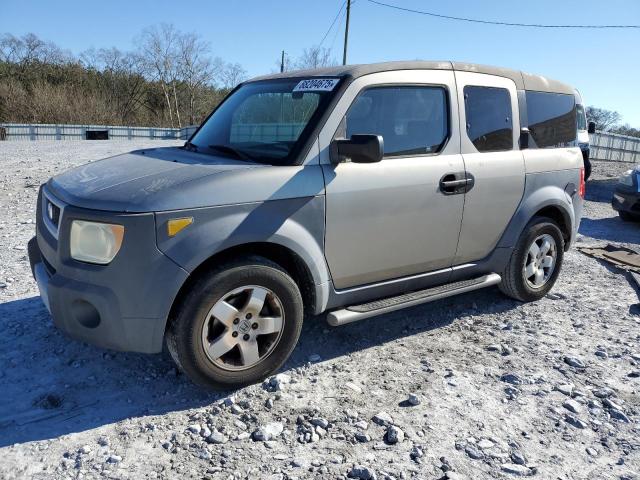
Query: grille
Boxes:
[
  {"xmin": 46, "ymin": 200, "xmax": 60, "ymax": 228},
  {"xmin": 42, "ymin": 189, "xmax": 64, "ymax": 239}
]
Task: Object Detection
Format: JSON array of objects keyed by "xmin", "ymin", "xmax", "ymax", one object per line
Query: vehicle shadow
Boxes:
[
  {"xmin": 585, "ymin": 178, "xmax": 617, "ymax": 203},
  {"xmin": 579, "ymin": 216, "xmax": 639, "ymax": 243},
  {"xmin": 0, "ymin": 287, "xmax": 518, "ymax": 447}
]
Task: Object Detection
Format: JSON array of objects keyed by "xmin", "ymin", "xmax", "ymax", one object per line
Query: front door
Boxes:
[{"xmin": 321, "ymin": 70, "xmax": 466, "ymax": 290}]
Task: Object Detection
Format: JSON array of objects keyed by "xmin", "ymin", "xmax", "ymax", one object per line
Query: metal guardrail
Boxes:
[
  {"xmin": 589, "ymin": 131, "xmax": 640, "ymax": 163},
  {"xmin": 0, "ymin": 123, "xmax": 191, "ymax": 141},
  {"xmin": 1, "ymin": 123, "xmax": 639, "ymax": 164}
]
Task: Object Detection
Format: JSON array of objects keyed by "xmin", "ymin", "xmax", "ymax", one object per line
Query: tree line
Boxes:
[
  {"xmin": 5, "ymin": 29, "xmax": 636, "ymax": 138},
  {"xmin": 0, "ymin": 28, "xmax": 337, "ymax": 128},
  {"xmin": 586, "ymin": 107, "xmax": 640, "ymax": 138}
]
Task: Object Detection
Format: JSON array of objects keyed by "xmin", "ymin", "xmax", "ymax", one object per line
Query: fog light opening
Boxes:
[{"xmin": 72, "ymin": 300, "xmax": 101, "ymax": 329}]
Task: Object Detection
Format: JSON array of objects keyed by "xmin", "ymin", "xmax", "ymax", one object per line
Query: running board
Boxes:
[{"xmin": 326, "ymin": 273, "xmax": 502, "ymax": 326}]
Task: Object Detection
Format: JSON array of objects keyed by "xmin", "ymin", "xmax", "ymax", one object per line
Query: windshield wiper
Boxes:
[{"xmin": 208, "ymin": 144, "xmax": 252, "ymax": 161}]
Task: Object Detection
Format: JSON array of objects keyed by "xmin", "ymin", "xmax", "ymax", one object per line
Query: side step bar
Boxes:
[{"xmin": 326, "ymin": 273, "xmax": 502, "ymax": 326}]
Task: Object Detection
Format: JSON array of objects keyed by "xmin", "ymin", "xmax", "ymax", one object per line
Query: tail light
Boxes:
[{"xmin": 579, "ymin": 167, "xmax": 585, "ymax": 198}]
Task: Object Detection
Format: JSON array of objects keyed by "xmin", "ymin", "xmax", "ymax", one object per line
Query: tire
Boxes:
[
  {"xmin": 619, "ymin": 211, "xmax": 638, "ymax": 222},
  {"xmin": 583, "ymin": 157, "xmax": 592, "ymax": 181},
  {"xmin": 166, "ymin": 256, "xmax": 303, "ymax": 389},
  {"xmin": 499, "ymin": 217, "xmax": 565, "ymax": 302}
]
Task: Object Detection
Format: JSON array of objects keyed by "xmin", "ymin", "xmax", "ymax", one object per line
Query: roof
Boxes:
[{"xmin": 249, "ymin": 60, "xmax": 574, "ymax": 95}]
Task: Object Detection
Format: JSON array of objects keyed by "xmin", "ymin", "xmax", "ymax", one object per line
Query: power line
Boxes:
[
  {"xmin": 319, "ymin": 1, "xmax": 347, "ymax": 47},
  {"xmin": 367, "ymin": 0, "xmax": 640, "ymax": 29},
  {"xmin": 329, "ymin": 7, "xmax": 348, "ymax": 52}
]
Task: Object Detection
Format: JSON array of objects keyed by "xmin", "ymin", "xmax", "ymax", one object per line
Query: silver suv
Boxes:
[{"xmin": 29, "ymin": 61, "xmax": 584, "ymax": 388}]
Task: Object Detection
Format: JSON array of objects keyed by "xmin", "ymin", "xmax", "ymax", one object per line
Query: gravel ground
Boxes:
[{"xmin": 0, "ymin": 142, "xmax": 638, "ymax": 480}]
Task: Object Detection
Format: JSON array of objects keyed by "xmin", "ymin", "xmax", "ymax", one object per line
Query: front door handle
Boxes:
[{"xmin": 439, "ymin": 172, "xmax": 475, "ymax": 195}]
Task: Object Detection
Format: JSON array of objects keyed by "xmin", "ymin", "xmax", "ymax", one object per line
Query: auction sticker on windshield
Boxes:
[{"xmin": 293, "ymin": 78, "xmax": 340, "ymax": 92}]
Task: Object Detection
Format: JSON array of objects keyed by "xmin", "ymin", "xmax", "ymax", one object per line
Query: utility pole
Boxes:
[
  {"xmin": 342, "ymin": 0, "xmax": 351, "ymax": 66},
  {"xmin": 280, "ymin": 50, "xmax": 285, "ymax": 73}
]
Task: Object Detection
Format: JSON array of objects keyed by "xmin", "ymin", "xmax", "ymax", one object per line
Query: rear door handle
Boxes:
[{"xmin": 439, "ymin": 172, "xmax": 475, "ymax": 195}]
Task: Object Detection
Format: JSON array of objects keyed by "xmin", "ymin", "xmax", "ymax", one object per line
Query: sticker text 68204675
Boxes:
[{"xmin": 293, "ymin": 78, "xmax": 340, "ymax": 92}]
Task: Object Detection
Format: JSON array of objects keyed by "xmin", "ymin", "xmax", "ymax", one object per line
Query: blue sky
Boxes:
[{"xmin": 2, "ymin": 0, "xmax": 639, "ymax": 125}]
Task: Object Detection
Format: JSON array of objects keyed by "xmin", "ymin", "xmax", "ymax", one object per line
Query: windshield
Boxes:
[
  {"xmin": 576, "ymin": 104, "xmax": 587, "ymax": 131},
  {"xmin": 189, "ymin": 78, "xmax": 340, "ymax": 165}
]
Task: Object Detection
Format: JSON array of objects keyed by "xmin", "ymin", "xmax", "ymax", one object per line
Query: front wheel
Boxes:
[
  {"xmin": 499, "ymin": 217, "xmax": 565, "ymax": 302},
  {"xmin": 166, "ymin": 257, "xmax": 304, "ymax": 389}
]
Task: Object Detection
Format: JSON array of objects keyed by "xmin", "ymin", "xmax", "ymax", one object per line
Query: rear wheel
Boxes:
[
  {"xmin": 583, "ymin": 157, "xmax": 592, "ymax": 181},
  {"xmin": 619, "ymin": 211, "xmax": 639, "ymax": 222},
  {"xmin": 499, "ymin": 217, "xmax": 565, "ymax": 302},
  {"xmin": 167, "ymin": 257, "xmax": 303, "ymax": 389}
]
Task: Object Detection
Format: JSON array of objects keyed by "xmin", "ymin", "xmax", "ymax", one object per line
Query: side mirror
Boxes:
[
  {"xmin": 519, "ymin": 127, "xmax": 530, "ymax": 150},
  {"xmin": 587, "ymin": 121, "xmax": 596, "ymax": 134},
  {"xmin": 333, "ymin": 134, "xmax": 384, "ymax": 164}
]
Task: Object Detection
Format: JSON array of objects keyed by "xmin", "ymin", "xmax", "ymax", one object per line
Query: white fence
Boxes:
[
  {"xmin": 0, "ymin": 123, "xmax": 197, "ymax": 141},
  {"xmin": 589, "ymin": 131, "xmax": 640, "ymax": 163}
]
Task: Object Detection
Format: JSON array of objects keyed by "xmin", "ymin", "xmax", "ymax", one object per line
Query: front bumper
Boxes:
[{"xmin": 30, "ymin": 186, "xmax": 189, "ymax": 354}]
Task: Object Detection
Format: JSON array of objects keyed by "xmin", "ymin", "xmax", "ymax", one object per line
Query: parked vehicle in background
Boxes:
[
  {"xmin": 613, "ymin": 166, "xmax": 640, "ymax": 221},
  {"xmin": 575, "ymin": 90, "xmax": 596, "ymax": 180},
  {"xmin": 28, "ymin": 61, "xmax": 585, "ymax": 389}
]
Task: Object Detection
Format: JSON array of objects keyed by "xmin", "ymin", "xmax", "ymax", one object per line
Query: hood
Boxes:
[{"xmin": 47, "ymin": 146, "xmax": 325, "ymax": 212}]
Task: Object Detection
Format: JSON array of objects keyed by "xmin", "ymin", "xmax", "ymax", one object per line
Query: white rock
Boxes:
[
  {"xmin": 372, "ymin": 411, "xmax": 393, "ymax": 426},
  {"xmin": 477, "ymin": 439, "xmax": 495, "ymax": 450},
  {"xmin": 269, "ymin": 374, "xmax": 291, "ymax": 391},
  {"xmin": 253, "ymin": 422, "xmax": 284, "ymax": 441},
  {"xmin": 501, "ymin": 463, "xmax": 532, "ymax": 476},
  {"xmin": 349, "ymin": 465, "xmax": 375, "ymax": 479},
  {"xmin": 385, "ymin": 425, "xmax": 404, "ymax": 444},
  {"xmin": 563, "ymin": 399, "xmax": 582, "ymax": 414},
  {"xmin": 310, "ymin": 417, "xmax": 329, "ymax": 429},
  {"xmin": 344, "ymin": 382, "xmax": 363, "ymax": 393}
]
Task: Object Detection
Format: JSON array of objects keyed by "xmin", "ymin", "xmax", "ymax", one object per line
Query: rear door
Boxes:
[
  {"xmin": 320, "ymin": 70, "xmax": 466, "ymax": 289},
  {"xmin": 453, "ymin": 72, "xmax": 525, "ymax": 264}
]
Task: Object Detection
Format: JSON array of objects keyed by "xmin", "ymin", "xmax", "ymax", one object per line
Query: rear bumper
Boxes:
[
  {"xmin": 612, "ymin": 188, "xmax": 640, "ymax": 215},
  {"xmin": 30, "ymin": 187, "xmax": 189, "ymax": 354}
]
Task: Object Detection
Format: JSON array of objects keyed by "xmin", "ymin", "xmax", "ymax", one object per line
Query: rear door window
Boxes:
[
  {"xmin": 463, "ymin": 86, "xmax": 513, "ymax": 152},
  {"xmin": 338, "ymin": 86, "xmax": 449, "ymax": 158},
  {"xmin": 525, "ymin": 91, "xmax": 576, "ymax": 148}
]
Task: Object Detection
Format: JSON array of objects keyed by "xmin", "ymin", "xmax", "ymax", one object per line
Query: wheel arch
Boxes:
[{"xmin": 498, "ymin": 183, "xmax": 575, "ymax": 252}]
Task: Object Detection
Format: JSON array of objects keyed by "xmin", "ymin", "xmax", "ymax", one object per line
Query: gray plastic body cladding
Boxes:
[
  {"xmin": 155, "ymin": 195, "xmax": 331, "ymax": 314},
  {"xmin": 35, "ymin": 187, "xmax": 189, "ymax": 353},
  {"xmin": 47, "ymin": 147, "xmax": 326, "ymax": 213},
  {"xmin": 498, "ymin": 169, "xmax": 582, "ymax": 250}
]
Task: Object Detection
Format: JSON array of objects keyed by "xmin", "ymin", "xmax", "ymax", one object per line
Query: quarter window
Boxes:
[
  {"xmin": 525, "ymin": 91, "xmax": 576, "ymax": 148},
  {"xmin": 464, "ymin": 86, "xmax": 513, "ymax": 152},
  {"xmin": 576, "ymin": 104, "xmax": 587, "ymax": 131},
  {"xmin": 338, "ymin": 86, "xmax": 449, "ymax": 158}
]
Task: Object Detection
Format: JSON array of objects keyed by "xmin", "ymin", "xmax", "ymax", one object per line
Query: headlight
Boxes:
[
  {"xmin": 618, "ymin": 170, "xmax": 634, "ymax": 187},
  {"xmin": 70, "ymin": 220, "xmax": 124, "ymax": 264}
]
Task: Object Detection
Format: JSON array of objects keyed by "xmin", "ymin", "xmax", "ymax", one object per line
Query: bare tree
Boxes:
[
  {"xmin": 612, "ymin": 124, "xmax": 640, "ymax": 138},
  {"xmin": 138, "ymin": 24, "xmax": 181, "ymax": 127},
  {"xmin": 586, "ymin": 106, "xmax": 622, "ymax": 132},
  {"xmin": 220, "ymin": 62, "xmax": 247, "ymax": 89},
  {"xmin": 178, "ymin": 33, "xmax": 221, "ymax": 125},
  {"xmin": 295, "ymin": 46, "xmax": 335, "ymax": 70}
]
